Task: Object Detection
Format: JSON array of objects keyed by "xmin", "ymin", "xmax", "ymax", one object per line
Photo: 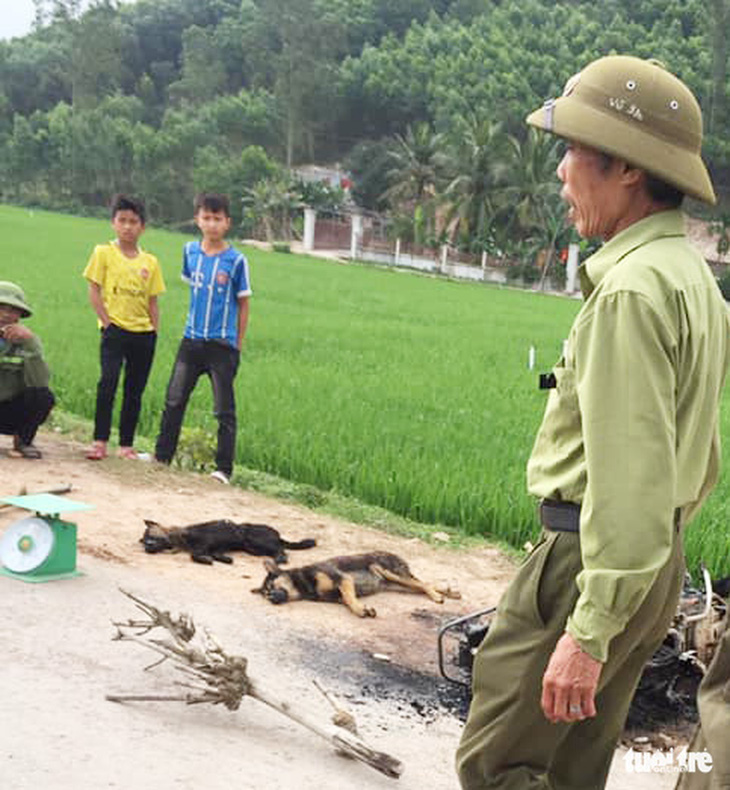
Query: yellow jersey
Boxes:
[{"xmin": 83, "ymin": 241, "xmax": 165, "ymax": 332}]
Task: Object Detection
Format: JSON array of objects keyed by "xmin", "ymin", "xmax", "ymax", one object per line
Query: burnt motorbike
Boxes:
[{"xmin": 437, "ymin": 568, "xmax": 727, "ymax": 729}]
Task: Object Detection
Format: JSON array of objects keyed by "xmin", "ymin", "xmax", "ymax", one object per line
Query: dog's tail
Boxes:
[{"xmin": 282, "ymin": 538, "xmax": 316, "ymax": 550}]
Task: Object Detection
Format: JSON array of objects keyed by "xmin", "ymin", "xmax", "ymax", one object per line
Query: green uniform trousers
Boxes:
[
  {"xmin": 456, "ymin": 528, "xmax": 685, "ymax": 790},
  {"xmin": 676, "ymin": 602, "xmax": 730, "ymax": 790}
]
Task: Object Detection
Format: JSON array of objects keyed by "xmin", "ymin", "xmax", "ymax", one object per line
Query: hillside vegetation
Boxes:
[{"xmin": 1, "ymin": 1, "xmax": 728, "ymax": 244}]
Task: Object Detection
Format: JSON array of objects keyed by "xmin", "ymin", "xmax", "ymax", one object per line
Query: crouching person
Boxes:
[{"xmin": 0, "ymin": 282, "xmax": 54, "ymax": 459}]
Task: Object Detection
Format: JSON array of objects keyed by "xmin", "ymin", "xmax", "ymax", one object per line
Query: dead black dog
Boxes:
[{"xmin": 141, "ymin": 519, "xmax": 316, "ymax": 565}]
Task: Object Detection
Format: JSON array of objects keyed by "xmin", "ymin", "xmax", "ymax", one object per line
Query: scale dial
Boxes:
[{"xmin": 0, "ymin": 517, "xmax": 55, "ymax": 572}]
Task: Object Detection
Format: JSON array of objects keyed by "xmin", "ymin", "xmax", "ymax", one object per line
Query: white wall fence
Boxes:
[
  {"xmin": 357, "ymin": 245, "xmax": 510, "ymax": 285},
  {"xmin": 302, "ymin": 208, "xmax": 580, "ymax": 293}
]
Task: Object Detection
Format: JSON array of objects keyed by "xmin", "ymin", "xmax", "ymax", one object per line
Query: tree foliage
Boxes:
[{"xmin": 0, "ymin": 0, "xmax": 727, "ymax": 244}]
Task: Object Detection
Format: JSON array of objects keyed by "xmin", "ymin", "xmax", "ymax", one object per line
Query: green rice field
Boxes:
[{"xmin": 3, "ymin": 204, "xmax": 730, "ymax": 577}]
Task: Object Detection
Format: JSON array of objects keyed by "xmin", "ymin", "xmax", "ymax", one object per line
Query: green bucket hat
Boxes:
[
  {"xmin": 526, "ymin": 55, "xmax": 716, "ymax": 205},
  {"xmin": 0, "ymin": 281, "xmax": 32, "ymax": 318}
]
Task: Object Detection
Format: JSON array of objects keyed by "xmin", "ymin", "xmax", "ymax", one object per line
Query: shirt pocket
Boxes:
[{"xmin": 553, "ymin": 364, "xmax": 579, "ymax": 415}]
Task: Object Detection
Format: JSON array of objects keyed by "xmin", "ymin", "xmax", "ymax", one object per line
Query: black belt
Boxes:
[
  {"xmin": 538, "ymin": 499, "xmax": 580, "ymax": 532},
  {"xmin": 538, "ymin": 499, "xmax": 683, "ymax": 534}
]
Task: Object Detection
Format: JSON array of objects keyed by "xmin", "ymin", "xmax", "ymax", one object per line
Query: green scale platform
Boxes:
[{"xmin": 0, "ymin": 493, "xmax": 93, "ymax": 582}]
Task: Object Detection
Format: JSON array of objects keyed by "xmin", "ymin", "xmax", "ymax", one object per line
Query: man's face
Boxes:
[
  {"xmin": 556, "ymin": 142, "xmax": 631, "ymax": 241},
  {"xmin": 0, "ymin": 303, "xmax": 22, "ymax": 327},
  {"xmin": 112, "ymin": 209, "xmax": 145, "ymax": 246},
  {"xmin": 195, "ymin": 209, "xmax": 231, "ymax": 242}
]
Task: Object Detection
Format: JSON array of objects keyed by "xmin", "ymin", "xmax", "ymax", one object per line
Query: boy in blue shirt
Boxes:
[{"xmin": 154, "ymin": 193, "xmax": 251, "ymax": 483}]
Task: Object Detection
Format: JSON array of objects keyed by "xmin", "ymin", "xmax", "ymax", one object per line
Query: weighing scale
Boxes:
[{"xmin": 0, "ymin": 493, "xmax": 93, "ymax": 582}]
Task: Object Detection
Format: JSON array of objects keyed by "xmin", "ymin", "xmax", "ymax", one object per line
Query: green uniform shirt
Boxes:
[
  {"xmin": 0, "ymin": 334, "xmax": 50, "ymax": 403},
  {"xmin": 527, "ymin": 209, "xmax": 730, "ymax": 662}
]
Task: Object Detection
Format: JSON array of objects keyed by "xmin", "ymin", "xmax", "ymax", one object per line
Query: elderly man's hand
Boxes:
[
  {"xmin": 541, "ymin": 632, "xmax": 602, "ymax": 723},
  {"xmin": 2, "ymin": 324, "xmax": 34, "ymax": 343}
]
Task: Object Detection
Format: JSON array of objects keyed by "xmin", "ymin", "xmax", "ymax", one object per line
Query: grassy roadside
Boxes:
[
  {"xmin": 7, "ymin": 204, "xmax": 729, "ymax": 578},
  {"xmin": 46, "ymin": 408, "xmax": 523, "ymax": 561}
]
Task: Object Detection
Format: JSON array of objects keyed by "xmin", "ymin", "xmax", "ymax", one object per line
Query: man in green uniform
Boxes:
[
  {"xmin": 0, "ymin": 281, "xmax": 54, "ymax": 459},
  {"xmin": 456, "ymin": 55, "xmax": 730, "ymax": 790}
]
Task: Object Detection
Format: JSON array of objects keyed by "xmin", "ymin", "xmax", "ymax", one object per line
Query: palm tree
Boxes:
[
  {"xmin": 441, "ymin": 116, "xmax": 507, "ymax": 247},
  {"xmin": 499, "ymin": 129, "xmax": 566, "ymax": 286},
  {"xmin": 244, "ymin": 177, "xmax": 303, "ymax": 241},
  {"xmin": 383, "ymin": 122, "xmax": 444, "ymax": 245},
  {"xmin": 500, "ymin": 128, "xmax": 562, "ymax": 238}
]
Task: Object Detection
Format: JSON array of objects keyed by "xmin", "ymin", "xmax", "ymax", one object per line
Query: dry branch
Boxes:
[
  {"xmin": 107, "ymin": 589, "xmax": 403, "ymax": 779},
  {"xmin": 313, "ymin": 678, "xmax": 359, "ymax": 734}
]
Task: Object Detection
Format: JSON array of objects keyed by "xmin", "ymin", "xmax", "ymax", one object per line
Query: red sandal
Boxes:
[{"xmin": 86, "ymin": 443, "xmax": 107, "ymax": 461}]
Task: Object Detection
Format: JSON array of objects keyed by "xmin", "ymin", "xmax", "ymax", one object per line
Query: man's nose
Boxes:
[{"xmin": 556, "ymin": 153, "xmax": 567, "ymax": 182}]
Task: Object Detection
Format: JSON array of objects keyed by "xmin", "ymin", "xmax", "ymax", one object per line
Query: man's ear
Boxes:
[{"xmin": 618, "ymin": 161, "xmax": 644, "ymax": 189}]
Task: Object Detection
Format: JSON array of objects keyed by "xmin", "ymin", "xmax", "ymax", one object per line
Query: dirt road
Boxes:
[{"xmin": 0, "ymin": 435, "xmax": 677, "ymax": 789}]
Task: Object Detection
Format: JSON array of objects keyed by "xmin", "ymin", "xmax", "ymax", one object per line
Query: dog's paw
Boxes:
[
  {"xmin": 191, "ymin": 554, "xmax": 214, "ymax": 565},
  {"xmin": 362, "ymin": 606, "xmax": 377, "ymax": 618},
  {"xmin": 212, "ymin": 554, "xmax": 234, "ymax": 564},
  {"xmin": 436, "ymin": 585, "xmax": 462, "ymax": 600}
]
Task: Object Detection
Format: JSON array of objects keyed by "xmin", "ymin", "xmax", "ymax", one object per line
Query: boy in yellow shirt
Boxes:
[{"xmin": 83, "ymin": 195, "xmax": 165, "ymax": 460}]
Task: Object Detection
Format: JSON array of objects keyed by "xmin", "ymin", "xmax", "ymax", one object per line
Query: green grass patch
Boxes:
[
  {"xmin": 5, "ymin": 204, "xmax": 730, "ymax": 577},
  {"xmin": 48, "ymin": 405, "xmax": 506, "ymax": 554}
]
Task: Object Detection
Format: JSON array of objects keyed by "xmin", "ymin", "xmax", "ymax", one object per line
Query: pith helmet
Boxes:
[
  {"xmin": 526, "ymin": 55, "xmax": 716, "ymax": 204},
  {"xmin": 0, "ymin": 281, "xmax": 32, "ymax": 317}
]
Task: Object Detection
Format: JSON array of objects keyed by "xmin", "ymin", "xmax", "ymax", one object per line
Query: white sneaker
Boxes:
[{"xmin": 210, "ymin": 470, "xmax": 230, "ymax": 485}]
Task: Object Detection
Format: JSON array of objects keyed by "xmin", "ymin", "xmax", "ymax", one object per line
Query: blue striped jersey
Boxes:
[{"xmin": 181, "ymin": 241, "xmax": 252, "ymax": 348}]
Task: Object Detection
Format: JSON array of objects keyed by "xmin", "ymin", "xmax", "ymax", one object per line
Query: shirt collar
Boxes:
[
  {"xmin": 579, "ymin": 209, "xmax": 686, "ymax": 298},
  {"xmin": 113, "ymin": 240, "xmax": 144, "ymax": 256}
]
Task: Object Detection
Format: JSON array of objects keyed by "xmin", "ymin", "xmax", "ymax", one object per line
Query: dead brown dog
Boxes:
[{"xmin": 252, "ymin": 551, "xmax": 460, "ymax": 617}]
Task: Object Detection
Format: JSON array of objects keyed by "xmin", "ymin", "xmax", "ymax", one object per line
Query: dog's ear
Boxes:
[
  {"xmin": 263, "ymin": 558, "xmax": 279, "ymax": 574},
  {"xmin": 141, "ymin": 520, "xmax": 157, "ymax": 544},
  {"xmin": 143, "ymin": 520, "xmax": 169, "ymax": 537}
]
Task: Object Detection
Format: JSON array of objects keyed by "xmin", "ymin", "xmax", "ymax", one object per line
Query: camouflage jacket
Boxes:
[{"xmin": 0, "ymin": 334, "xmax": 50, "ymax": 403}]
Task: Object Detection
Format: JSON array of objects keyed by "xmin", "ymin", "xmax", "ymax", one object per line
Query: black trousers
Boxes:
[
  {"xmin": 155, "ymin": 339, "xmax": 240, "ymax": 476},
  {"xmin": 0, "ymin": 387, "xmax": 55, "ymax": 444},
  {"xmin": 94, "ymin": 324, "xmax": 157, "ymax": 446}
]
